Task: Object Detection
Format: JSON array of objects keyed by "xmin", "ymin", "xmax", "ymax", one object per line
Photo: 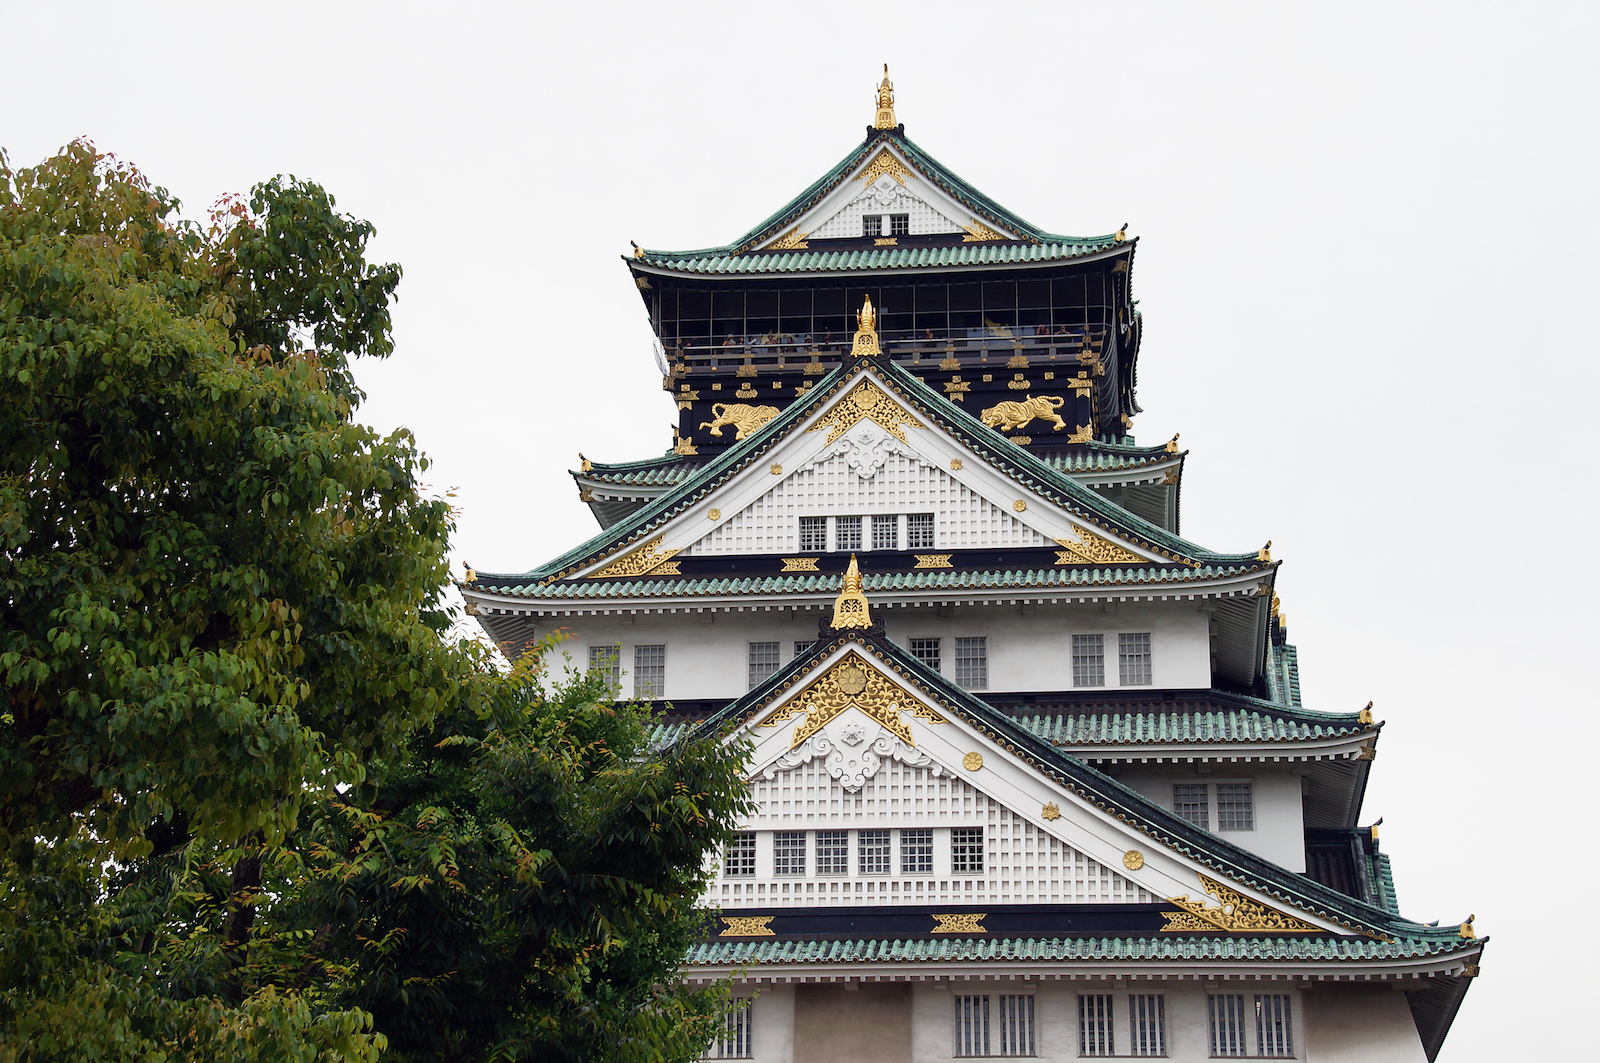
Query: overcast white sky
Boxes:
[{"xmin": 7, "ymin": 2, "xmax": 1597, "ymax": 1058}]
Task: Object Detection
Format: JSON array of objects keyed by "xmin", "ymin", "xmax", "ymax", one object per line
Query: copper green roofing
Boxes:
[{"xmin": 1016, "ymin": 705, "xmax": 1372, "ymax": 746}]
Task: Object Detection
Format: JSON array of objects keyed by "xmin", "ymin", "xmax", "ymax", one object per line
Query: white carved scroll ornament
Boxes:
[{"xmin": 759, "ymin": 722, "xmax": 941, "ymax": 793}]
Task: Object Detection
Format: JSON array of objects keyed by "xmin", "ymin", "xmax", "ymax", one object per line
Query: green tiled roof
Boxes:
[
  {"xmin": 578, "ymin": 455, "xmax": 704, "ymax": 487},
  {"xmin": 1035, "ymin": 444, "xmax": 1181, "ymax": 474},
  {"xmin": 1374, "ymin": 852, "xmax": 1401, "ymax": 916},
  {"xmin": 686, "ymin": 932, "xmax": 1477, "ymax": 967},
  {"xmin": 1015, "ymin": 706, "xmax": 1371, "ymax": 746}
]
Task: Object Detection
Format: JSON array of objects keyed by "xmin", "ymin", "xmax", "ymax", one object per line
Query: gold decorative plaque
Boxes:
[
  {"xmin": 587, "ymin": 535, "xmax": 681, "ymax": 580},
  {"xmin": 949, "ymin": 459, "xmax": 962, "ymax": 471},
  {"xmin": 708, "ymin": 509, "xmax": 721, "ymax": 521},
  {"xmin": 1013, "ymin": 499, "xmax": 1027, "ymax": 513},
  {"xmin": 720, "ymin": 915, "xmax": 776, "ymax": 937},
  {"xmin": 1041, "ymin": 803, "xmax": 1061, "ymax": 821},
  {"xmin": 931, "ymin": 913, "xmax": 987, "ymax": 934},
  {"xmin": 673, "ymin": 431, "xmax": 698, "ymax": 456},
  {"xmin": 756, "ymin": 650, "xmax": 945, "ymax": 748},
  {"xmin": 771, "ymin": 463, "xmax": 783, "ymax": 475},
  {"xmin": 962, "ymin": 752, "xmax": 983, "ymax": 771},
  {"xmin": 1123, "ymin": 850, "xmax": 1144, "ymax": 871},
  {"xmin": 1066, "ymin": 423, "xmax": 1095, "ymax": 444},
  {"xmin": 806, "ymin": 380, "xmax": 924, "ymax": 445},
  {"xmin": 781, "ymin": 557, "xmax": 819, "ymax": 572},
  {"xmin": 1161, "ymin": 874, "xmax": 1323, "ymax": 934},
  {"xmin": 1053, "ymin": 525, "xmax": 1146, "ymax": 566},
  {"xmin": 913, "ymin": 554, "xmax": 952, "ymax": 569}
]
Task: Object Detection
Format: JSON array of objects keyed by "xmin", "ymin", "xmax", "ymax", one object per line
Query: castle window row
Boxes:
[
  {"xmin": 798, "ymin": 513, "xmax": 936, "ymax": 553},
  {"xmin": 726, "ymin": 827, "xmax": 981, "ymax": 878},
  {"xmin": 1174, "ymin": 782, "xmax": 1255, "ymax": 832}
]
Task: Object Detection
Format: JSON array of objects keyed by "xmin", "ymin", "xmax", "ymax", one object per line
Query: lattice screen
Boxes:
[
  {"xmin": 809, "ymin": 180, "xmax": 964, "ymax": 239},
  {"xmin": 688, "ymin": 455, "xmax": 1046, "ymax": 555},
  {"xmin": 711, "ymin": 759, "xmax": 1152, "ymax": 908}
]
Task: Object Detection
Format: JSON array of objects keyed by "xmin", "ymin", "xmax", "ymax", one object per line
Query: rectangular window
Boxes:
[
  {"xmin": 816, "ymin": 829, "xmax": 848, "ymax": 875},
  {"xmin": 994, "ymin": 995, "xmax": 1034, "ymax": 1057},
  {"xmin": 955, "ymin": 636, "xmax": 987, "ymax": 690},
  {"xmin": 633, "ymin": 644, "xmax": 665, "ymax": 698},
  {"xmin": 773, "ymin": 830, "xmax": 806, "ymax": 876},
  {"xmin": 1217, "ymin": 783, "xmax": 1254, "ymax": 831},
  {"xmin": 799, "ymin": 515, "xmax": 827, "ymax": 552},
  {"xmin": 901, "ymin": 828, "xmax": 933, "ymax": 875},
  {"xmin": 862, "ymin": 215, "xmax": 884, "ymax": 237},
  {"xmin": 1174, "ymin": 783, "xmax": 1209, "ymax": 829},
  {"xmin": 859, "ymin": 829, "xmax": 890, "ymax": 876},
  {"xmin": 1079, "ymin": 994, "xmax": 1114, "ymax": 1057},
  {"xmin": 723, "ymin": 832, "xmax": 756, "ymax": 877},
  {"xmin": 748, "ymin": 641, "xmax": 780, "ymax": 690},
  {"xmin": 587, "ymin": 644, "xmax": 620, "ymax": 694},
  {"xmin": 711, "ymin": 998, "xmax": 753, "ymax": 1058},
  {"xmin": 1255, "ymin": 995, "xmax": 1293, "ymax": 1058},
  {"xmin": 890, "ymin": 213, "xmax": 910, "ymax": 236},
  {"xmin": 1208, "ymin": 994, "xmax": 1248, "ymax": 1058},
  {"xmin": 1072, "ymin": 634, "xmax": 1104, "ymax": 687},
  {"xmin": 1118, "ymin": 632, "xmax": 1152, "ymax": 686},
  {"xmin": 1128, "ymin": 994, "xmax": 1166, "ymax": 1057},
  {"xmin": 954, "ymin": 995, "xmax": 989, "ymax": 1058},
  {"xmin": 951, "ymin": 826, "xmax": 984, "ymax": 873},
  {"xmin": 872, "ymin": 514, "xmax": 899, "ymax": 551},
  {"xmin": 794, "ymin": 640, "xmax": 814, "ymax": 657},
  {"xmin": 836, "ymin": 515, "xmax": 863, "ymax": 552},
  {"xmin": 910, "ymin": 637, "xmax": 941, "ymax": 672},
  {"xmin": 907, "ymin": 512, "xmax": 935, "ymax": 549}
]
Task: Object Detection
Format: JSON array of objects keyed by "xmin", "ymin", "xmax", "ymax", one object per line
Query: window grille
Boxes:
[
  {"xmin": 954, "ymin": 995, "xmax": 989, "ymax": 1057},
  {"xmin": 951, "ymin": 826, "xmax": 984, "ymax": 873},
  {"xmin": 1174, "ymin": 783, "xmax": 1209, "ymax": 829},
  {"xmin": 901, "ymin": 828, "xmax": 933, "ymax": 874},
  {"xmin": 836, "ymin": 515, "xmax": 863, "ymax": 551},
  {"xmin": 1255, "ymin": 995, "xmax": 1293, "ymax": 1057},
  {"xmin": 863, "ymin": 215, "xmax": 884, "ymax": 237},
  {"xmin": 994, "ymin": 995, "xmax": 1034, "ymax": 1056},
  {"xmin": 799, "ymin": 515, "xmax": 827, "ymax": 552},
  {"xmin": 890, "ymin": 213, "xmax": 910, "ymax": 236},
  {"xmin": 1217, "ymin": 783, "xmax": 1254, "ymax": 831},
  {"xmin": 955, "ymin": 636, "xmax": 987, "ymax": 690},
  {"xmin": 793, "ymin": 640, "xmax": 814, "ymax": 657},
  {"xmin": 710, "ymin": 998, "xmax": 753, "ymax": 1058},
  {"xmin": 1128, "ymin": 994, "xmax": 1165, "ymax": 1057},
  {"xmin": 872, "ymin": 514, "xmax": 899, "ymax": 551},
  {"xmin": 907, "ymin": 512, "xmax": 935, "ymax": 549},
  {"xmin": 748, "ymin": 641, "xmax": 780, "ymax": 689},
  {"xmin": 587, "ymin": 644, "xmax": 620, "ymax": 694},
  {"xmin": 1072, "ymin": 634, "xmax": 1104, "ymax": 687},
  {"xmin": 724, "ymin": 833, "xmax": 756, "ymax": 877},
  {"xmin": 1118, "ymin": 632, "xmax": 1152, "ymax": 686},
  {"xmin": 910, "ymin": 637, "xmax": 941, "ymax": 672},
  {"xmin": 859, "ymin": 829, "xmax": 890, "ymax": 875},
  {"xmin": 1079, "ymin": 994, "xmax": 1114, "ymax": 1057},
  {"xmin": 816, "ymin": 829, "xmax": 848, "ymax": 875},
  {"xmin": 1208, "ymin": 994, "xmax": 1248, "ymax": 1057},
  {"xmin": 773, "ymin": 830, "xmax": 806, "ymax": 876},
  {"xmin": 633, "ymin": 644, "xmax": 665, "ymax": 698}
]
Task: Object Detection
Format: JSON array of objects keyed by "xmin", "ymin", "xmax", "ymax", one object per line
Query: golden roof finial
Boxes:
[
  {"xmin": 830, "ymin": 554, "xmax": 874, "ymax": 629},
  {"xmin": 851, "ymin": 295, "xmax": 882, "ymax": 358},
  {"xmin": 873, "ymin": 64, "xmax": 896, "ymax": 130}
]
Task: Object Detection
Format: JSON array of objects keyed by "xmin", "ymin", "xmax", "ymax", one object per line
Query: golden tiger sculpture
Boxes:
[
  {"xmin": 699, "ymin": 402, "xmax": 780, "ymax": 440},
  {"xmin": 980, "ymin": 394, "xmax": 1067, "ymax": 433}
]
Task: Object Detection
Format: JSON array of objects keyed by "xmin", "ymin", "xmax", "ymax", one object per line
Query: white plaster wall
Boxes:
[
  {"xmin": 545, "ymin": 601, "xmax": 1212, "ymax": 700},
  {"xmin": 1303, "ymin": 985, "xmax": 1428, "ymax": 1063},
  {"xmin": 1113, "ymin": 765, "xmax": 1307, "ymax": 872},
  {"xmin": 750, "ymin": 983, "xmax": 795, "ymax": 1063}
]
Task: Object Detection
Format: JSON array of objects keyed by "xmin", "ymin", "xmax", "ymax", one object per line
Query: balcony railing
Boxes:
[{"xmin": 664, "ymin": 324, "xmax": 1113, "ymax": 372}]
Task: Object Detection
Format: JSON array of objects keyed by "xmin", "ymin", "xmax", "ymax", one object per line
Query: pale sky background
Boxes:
[{"xmin": 6, "ymin": 2, "xmax": 1596, "ymax": 1058}]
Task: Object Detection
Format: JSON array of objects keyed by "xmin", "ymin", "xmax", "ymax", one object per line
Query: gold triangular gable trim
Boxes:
[
  {"xmin": 586, "ymin": 535, "xmax": 681, "ymax": 579},
  {"xmin": 1054, "ymin": 524, "xmax": 1148, "ymax": 566},
  {"xmin": 806, "ymin": 380, "xmax": 925, "ymax": 445},
  {"xmin": 853, "ymin": 148, "xmax": 913, "ymax": 187},
  {"xmin": 756, "ymin": 650, "xmax": 946, "ymax": 748},
  {"xmin": 1161, "ymin": 874, "xmax": 1324, "ymax": 934}
]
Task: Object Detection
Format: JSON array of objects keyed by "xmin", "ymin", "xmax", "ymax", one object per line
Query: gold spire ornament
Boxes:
[
  {"xmin": 852, "ymin": 295, "xmax": 883, "ymax": 358},
  {"xmin": 873, "ymin": 64, "xmax": 896, "ymax": 129},
  {"xmin": 830, "ymin": 554, "xmax": 874, "ymax": 629}
]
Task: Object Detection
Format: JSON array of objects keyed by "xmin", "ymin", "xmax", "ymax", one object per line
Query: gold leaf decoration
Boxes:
[
  {"xmin": 962, "ymin": 751, "xmax": 983, "ymax": 771},
  {"xmin": 853, "ymin": 148, "xmax": 912, "ymax": 187},
  {"xmin": 962, "ymin": 218, "xmax": 1005, "ymax": 242},
  {"xmin": 781, "ymin": 557, "xmax": 819, "ymax": 572},
  {"xmin": 1123, "ymin": 850, "xmax": 1144, "ymax": 871},
  {"xmin": 1041, "ymin": 802, "xmax": 1061, "ymax": 821},
  {"xmin": 720, "ymin": 915, "xmax": 776, "ymax": 937},
  {"xmin": 587, "ymin": 535, "xmax": 681, "ymax": 580},
  {"xmin": 931, "ymin": 913, "xmax": 987, "ymax": 934},
  {"xmin": 700, "ymin": 403, "xmax": 780, "ymax": 440},
  {"xmin": 1053, "ymin": 525, "xmax": 1146, "ymax": 566},
  {"xmin": 755, "ymin": 650, "xmax": 945, "ymax": 749},
  {"xmin": 1066, "ymin": 423, "xmax": 1095, "ymax": 444},
  {"xmin": 912, "ymin": 554, "xmax": 952, "ymax": 569},
  {"xmin": 1160, "ymin": 874, "xmax": 1324, "ymax": 934},
  {"xmin": 766, "ymin": 227, "xmax": 811, "ymax": 251},
  {"xmin": 806, "ymin": 380, "xmax": 924, "ymax": 445}
]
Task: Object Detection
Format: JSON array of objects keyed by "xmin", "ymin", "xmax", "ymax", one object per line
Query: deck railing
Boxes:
[{"xmin": 664, "ymin": 324, "xmax": 1114, "ymax": 372}]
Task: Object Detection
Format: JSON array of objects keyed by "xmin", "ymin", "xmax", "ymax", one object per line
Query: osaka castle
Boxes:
[{"xmin": 461, "ymin": 70, "xmax": 1482, "ymax": 1062}]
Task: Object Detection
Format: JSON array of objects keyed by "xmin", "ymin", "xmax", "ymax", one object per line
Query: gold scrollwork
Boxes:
[
  {"xmin": 913, "ymin": 554, "xmax": 952, "ymax": 569},
  {"xmin": 1161, "ymin": 874, "xmax": 1324, "ymax": 934},
  {"xmin": 781, "ymin": 557, "xmax": 819, "ymax": 572},
  {"xmin": 766, "ymin": 227, "xmax": 811, "ymax": 251},
  {"xmin": 1054, "ymin": 525, "xmax": 1146, "ymax": 566},
  {"xmin": 854, "ymin": 147, "xmax": 912, "ymax": 186},
  {"xmin": 587, "ymin": 535, "xmax": 681, "ymax": 580},
  {"xmin": 755, "ymin": 650, "xmax": 945, "ymax": 749},
  {"xmin": 931, "ymin": 913, "xmax": 987, "ymax": 934},
  {"xmin": 962, "ymin": 219, "xmax": 1005, "ymax": 242},
  {"xmin": 720, "ymin": 915, "xmax": 776, "ymax": 937},
  {"xmin": 1041, "ymin": 802, "xmax": 1061, "ymax": 821},
  {"xmin": 806, "ymin": 380, "xmax": 924, "ymax": 445}
]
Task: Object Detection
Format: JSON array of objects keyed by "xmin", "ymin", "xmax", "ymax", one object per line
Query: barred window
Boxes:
[
  {"xmin": 816, "ymin": 829, "xmax": 848, "ymax": 875},
  {"xmin": 587, "ymin": 644, "xmax": 620, "ymax": 694},
  {"xmin": 862, "ymin": 215, "xmax": 884, "ymax": 237},
  {"xmin": 710, "ymin": 998, "xmax": 753, "ymax": 1058},
  {"xmin": 955, "ymin": 636, "xmax": 987, "ymax": 690},
  {"xmin": 793, "ymin": 640, "xmax": 814, "ymax": 658},
  {"xmin": 773, "ymin": 830, "xmax": 806, "ymax": 876},
  {"xmin": 1118, "ymin": 632, "xmax": 1152, "ymax": 685},
  {"xmin": 799, "ymin": 515, "xmax": 827, "ymax": 552},
  {"xmin": 836, "ymin": 515, "xmax": 863, "ymax": 552},
  {"xmin": 901, "ymin": 828, "xmax": 933, "ymax": 875},
  {"xmin": 1079, "ymin": 994, "xmax": 1114, "ymax": 1057},
  {"xmin": 748, "ymin": 641, "xmax": 780, "ymax": 690},
  {"xmin": 859, "ymin": 829, "xmax": 890, "ymax": 875},
  {"xmin": 1174, "ymin": 783, "xmax": 1209, "ymax": 829},
  {"xmin": 1208, "ymin": 994, "xmax": 1248, "ymax": 1058},
  {"xmin": 954, "ymin": 995, "xmax": 988, "ymax": 1057},
  {"xmin": 994, "ymin": 995, "xmax": 1034, "ymax": 1056},
  {"xmin": 910, "ymin": 637, "xmax": 941, "ymax": 672},
  {"xmin": 1216, "ymin": 783, "xmax": 1254, "ymax": 831},
  {"xmin": 1128, "ymin": 994, "xmax": 1166, "ymax": 1057},
  {"xmin": 872, "ymin": 514, "xmax": 899, "ymax": 551},
  {"xmin": 633, "ymin": 644, "xmax": 665, "ymax": 698},
  {"xmin": 1072, "ymin": 634, "xmax": 1104, "ymax": 687},
  {"xmin": 723, "ymin": 832, "xmax": 756, "ymax": 877},
  {"xmin": 890, "ymin": 213, "xmax": 910, "ymax": 236},
  {"xmin": 1255, "ymin": 994, "xmax": 1293, "ymax": 1057},
  {"xmin": 951, "ymin": 826, "xmax": 984, "ymax": 873},
  {"xmin": 907, "ymin": 512, "xmax": 935, "ymax": 549}
]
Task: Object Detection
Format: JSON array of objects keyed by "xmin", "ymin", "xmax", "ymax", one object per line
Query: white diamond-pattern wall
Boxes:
[{"xmin": 809, "ymin": 177, "xmax": 965, "ymax": 239}]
